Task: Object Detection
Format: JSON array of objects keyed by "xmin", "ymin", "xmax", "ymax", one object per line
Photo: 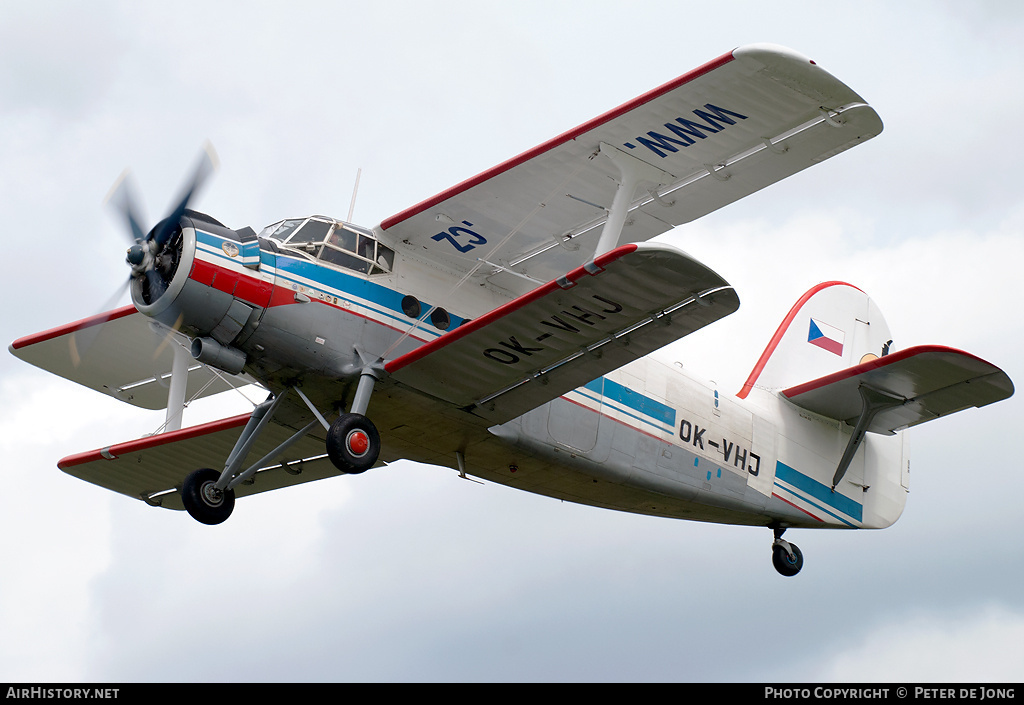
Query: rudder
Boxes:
[{"xmin": 738, "ymin": 281, "xmax": 893, "ymax": 399}]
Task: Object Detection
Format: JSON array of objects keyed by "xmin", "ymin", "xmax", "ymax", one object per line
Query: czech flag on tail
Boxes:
[{"xmin": 808, "ymin": 318, "xmax": 844, "ymax": 356}]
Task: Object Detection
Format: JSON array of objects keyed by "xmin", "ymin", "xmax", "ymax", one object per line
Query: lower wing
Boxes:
[{"xmin": 386, "ymin": 242, "xmax": 739, "ymax": 425}]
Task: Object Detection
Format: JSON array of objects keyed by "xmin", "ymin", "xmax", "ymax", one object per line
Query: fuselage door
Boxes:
[{"xmin": 747, "ymin": 413, "xmax": 777, "ymax": 497}]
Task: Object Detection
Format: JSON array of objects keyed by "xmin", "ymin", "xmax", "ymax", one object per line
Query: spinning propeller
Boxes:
[
  {"xmin": 107, "ymin": 142, "xmax": 219, "ymax": 306},
  {"xmin": 65, "ymin": 144, "xmax": 219, "ymax": 369}
]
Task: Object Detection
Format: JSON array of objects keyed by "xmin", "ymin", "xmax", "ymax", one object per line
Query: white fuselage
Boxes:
[{"xmin": 167, "ymin": 219, "xmax": 909, "ymax": 532}]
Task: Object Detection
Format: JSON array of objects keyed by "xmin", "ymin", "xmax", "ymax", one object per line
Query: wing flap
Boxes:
[
  {"xmin": 386, "ymin": 242, "xmax": 739, "ymax": 425},
  {"xmin": 379, "ymin": 44, "xmax": 883, "ymax": 286},
  {"xmin": 58, "ymin": 414, "xmax": 337, "ymax": 509},
  {"xmin": 781, "ymin": 345, "xmax": 1014, "ymax": 434},
  {"xmin": 9, "ymin": 307, "xmax": 254, "ymax": 410}
]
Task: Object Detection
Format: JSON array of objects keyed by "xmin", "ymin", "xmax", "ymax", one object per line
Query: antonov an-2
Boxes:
[{"xmin": 10, "ymin": 45, "xmax": 1013, "ymax": 576}]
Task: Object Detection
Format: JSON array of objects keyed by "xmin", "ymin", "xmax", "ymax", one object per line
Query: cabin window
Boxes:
[{"xmin": 261, "ymin": 216, "xmax": 396, "ymax": 276}]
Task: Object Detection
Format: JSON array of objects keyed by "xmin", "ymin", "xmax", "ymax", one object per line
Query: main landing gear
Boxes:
[
  {"xmin": 179, "ymin": 367, "xmax": 384, "ymax": 525},
  {"xmin": 325, "ymin": 412, "xmax": 380, "ymax": 474},
  {"xmin": 771, "ymin": 527, "xmax": 803, "ymax": 577},
  {"xmin": 181, "ymin": 468, "xmax": 235, "ymax": 525}
]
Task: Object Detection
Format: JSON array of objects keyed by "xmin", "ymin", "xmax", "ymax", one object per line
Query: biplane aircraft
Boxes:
[{"xmin": 9, "ymin": 44, "xmax": 1013, "ymax": 575}]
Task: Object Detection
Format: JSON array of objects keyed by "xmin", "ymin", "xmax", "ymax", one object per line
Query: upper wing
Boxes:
[
  {"xmin": 385, "ymin": 242, "xmax": 739, "ymax": 425},
  {"xmin": 58, "ymin": 413, "xmax": 337, "ymax": 509},
  {"xmin": 781, "ymin": 345, "xmax": 1015, "ymax": 434},
  {"xmin": 378, "ymin": 44, "xmax": 882, "ymax": 289},
  {"xmin": 9, "ymin": 306, "xmax": 256, "ymax": 410}
]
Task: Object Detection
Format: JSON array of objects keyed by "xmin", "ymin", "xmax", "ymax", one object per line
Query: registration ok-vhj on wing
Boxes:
[{"xmin": 10, "ymin": 44, "xmax": 1013, "ymax": 576}]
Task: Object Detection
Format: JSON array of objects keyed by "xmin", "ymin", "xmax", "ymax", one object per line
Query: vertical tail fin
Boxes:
[{"xmin": 738, "ymin": 281, "xmax": 893, "ymax": 399}]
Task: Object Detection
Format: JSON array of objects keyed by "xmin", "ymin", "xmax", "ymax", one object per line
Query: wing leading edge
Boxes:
[
  {"xmin": 781, "ymin": 345, "xmax": 1014, "ymax": 434},
  {"xmin": 9, "ymin": 306, "xmax": 254, "ymax": 410},
  {"xmin": 385, "ymin": 242, "xmax": 739, "ymax": 425},
  {"xmin": 58, "ymin": 414, "xmax": 337, "ymax": 509},
  {"xmin": 379, "ymin": 44, "xmax": 883, "ymax": 289}
]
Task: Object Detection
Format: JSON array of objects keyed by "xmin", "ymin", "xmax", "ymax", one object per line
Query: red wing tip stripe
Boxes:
[
  {"xmin": 57, "ymin": 413, "xmax": 253, "ymax": 469},
  {"xmin": 11, "ymin": 305, "xmax": 138, "ymax": 350},
  {"xmin": 384, "ymin": 244, "xmax": 637, "ymax": 374},
  {"xmin": 379, "ymin": 52, "xmax": 736, "ymax": 231}
]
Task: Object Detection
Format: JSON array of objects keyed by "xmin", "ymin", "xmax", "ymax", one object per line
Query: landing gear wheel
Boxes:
[
  {"xmin": 326, "ymin": 413, "xmax": 380, "ymax": 474},
  {"xmin": 772, "ymin": 542, "xmax": 804, "ymax": 577},
  {"xmin": 181, "ymin": 468, "xmax": 235, "ymax": 525}
]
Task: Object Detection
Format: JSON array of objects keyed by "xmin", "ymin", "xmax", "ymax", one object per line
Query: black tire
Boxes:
[
  {"xmin": 326, "ymin": 413, "xmax": 380, "ymax": 474},
  {"xmin": 181, "ymin": 468, "xmax": 235, "ymax": 525},
  {"xmin": 772, "ymin": 542, "xmax": 804, "ymax": 577}
]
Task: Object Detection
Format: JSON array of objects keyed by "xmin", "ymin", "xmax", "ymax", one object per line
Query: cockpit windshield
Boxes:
[{"xmin": 258, "ymin": 216, "xmax": 395, "ymax": 276}]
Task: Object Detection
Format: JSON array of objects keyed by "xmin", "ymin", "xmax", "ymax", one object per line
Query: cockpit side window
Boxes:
[
  {"xmin": 288, "ymin": 219, "xmax": 331, "ymax": 244},
  {"xmin": 263, "ymin": 219, "xmax": 303, "ymax": 240},
  {"xmin": 320, "ymin": 224, "xmax": 395, "ymax": 275},
  {"xmin": 262, "ymin": 216, "xmax": 396, "ymax": 276},
  {"xmin": 330, "ymin": 227, "xmax": 358, "ymax": 253}
]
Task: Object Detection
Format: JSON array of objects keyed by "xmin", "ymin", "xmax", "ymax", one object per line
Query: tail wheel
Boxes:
[
  {"xmin": 326, "ymin": 413, "xmax": 380, "ymax": 474},
  {"xmin": 771, "ymin": 542, "xmax": 804, "ymax": 577},
  {"xmin": 181, "ymin": 468, "xmax": 235, "ymax": 525}
]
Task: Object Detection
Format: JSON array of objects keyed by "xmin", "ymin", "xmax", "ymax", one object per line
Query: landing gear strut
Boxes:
[
  {"xmin": 771, "ymin": 527, "xmax": 803, "ymax": 577},
  {"xmin": 177, "ymin": 361, "xmax": 385, "ymax": 524}
]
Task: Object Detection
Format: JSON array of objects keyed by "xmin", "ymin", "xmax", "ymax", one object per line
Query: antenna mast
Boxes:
[{"xmin": 346, "ymin": 168, "xmax": 362, "ymax": 222}]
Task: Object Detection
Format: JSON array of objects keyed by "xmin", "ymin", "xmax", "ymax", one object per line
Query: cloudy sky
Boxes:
[{"xmin": 1, "ymin": 0, "xmax": 1022, "ymax": 683}]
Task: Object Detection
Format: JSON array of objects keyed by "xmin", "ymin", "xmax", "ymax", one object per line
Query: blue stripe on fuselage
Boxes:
[
  {"xmin": 195, "ymin": 230, "xmax": 463, "ymax": 334},
  {"xmin": 774, "ymin": 461, "xmax": 862, "ymax": 524},
  {"xmin": 573, "ymin": 377, "xmax": 676, "ymax": 433}
]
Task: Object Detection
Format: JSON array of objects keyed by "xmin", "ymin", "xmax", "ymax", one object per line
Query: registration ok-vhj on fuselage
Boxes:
[{"xmin": 10, "ymin": 44, "xmax": 1013, "ymax": 576}]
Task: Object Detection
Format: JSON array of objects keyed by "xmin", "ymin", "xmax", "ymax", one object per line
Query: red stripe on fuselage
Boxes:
[
  {"xmin": 189, "ymin": 253, "xmax": 433, "ymax": 342},
  {"xmin": 189, "ymin": 257, "xmax": 277, "ymax": 309},
  {"xmin": 560, "ymin": 394, "xmax": 667, "ymax": 444},
  {"xmin": 771, "ymin": 492, "xmax": 824, "ymax": 522}
]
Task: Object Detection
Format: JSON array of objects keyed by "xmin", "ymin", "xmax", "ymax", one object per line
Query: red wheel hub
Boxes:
[{"xmin": 347, "ymin": 430, "xmax": 369, "ymax": 456}]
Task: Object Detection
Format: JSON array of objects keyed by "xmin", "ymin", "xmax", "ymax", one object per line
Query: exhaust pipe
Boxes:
[{"xmin": 191, "ymin": 336, "xmax": 247, "ymax": 375}]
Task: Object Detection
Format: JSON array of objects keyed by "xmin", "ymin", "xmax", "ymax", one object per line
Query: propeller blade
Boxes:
[
  {"xmin": 151, "ymin": 141, "xmax": 219, "ymax": 248},
  {"xmin": 68, "ymin": 276, "xmax": 133, "ymax": 368},
  {"xmin": 104, "ymin": 169, "xmax": 148, "ymax": 244}
]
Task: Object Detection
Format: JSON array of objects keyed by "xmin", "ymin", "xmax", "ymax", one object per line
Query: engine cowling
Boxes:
[{"xmin": 131, "ymin": 211, "xmax": 273, "ymax": 372}]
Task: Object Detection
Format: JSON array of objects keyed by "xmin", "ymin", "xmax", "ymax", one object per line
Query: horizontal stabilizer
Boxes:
[
  {"xmin": 9, "ymin": 307, "xmax": 254, "ymax": 410},
  {"xmin": 386, "ymin": 242, "xmax": 739, "ymax": 425},
  {"xmin": 782, "ymin": 345, "xmax": 1014, "ymax": 434},
  {"xmin": 58, "ymin": 414, "xmax": 337, "ymax": 509}
]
